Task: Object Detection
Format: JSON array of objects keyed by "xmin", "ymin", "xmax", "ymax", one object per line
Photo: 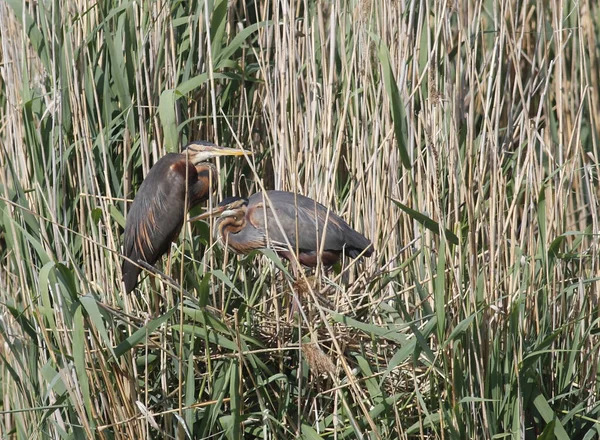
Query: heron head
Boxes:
[{"xmin": 217, "ymin": 197, "xmax": 249, "ymax": 219}]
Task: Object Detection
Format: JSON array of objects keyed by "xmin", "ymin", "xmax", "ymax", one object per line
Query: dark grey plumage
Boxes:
[{"xmin": 211, "ymin": 190, "xmax": 373, "ymax": 266}]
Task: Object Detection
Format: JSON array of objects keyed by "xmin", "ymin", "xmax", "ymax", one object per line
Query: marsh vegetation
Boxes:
[{"xmin": 1, "ymin": 0, "xmax": 599, "ymax": 438}]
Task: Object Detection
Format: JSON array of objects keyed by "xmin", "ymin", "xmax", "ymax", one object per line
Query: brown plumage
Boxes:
[
  {"xmin": 192, "ymin": 190, "xmax": 373, "ymax": 267},
  {"xmin": 122, "ymin": 141, "xmax": 249, "ymax": 293}
]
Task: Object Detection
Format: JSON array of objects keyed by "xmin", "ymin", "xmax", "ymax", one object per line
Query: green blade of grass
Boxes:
[
  {"xmin": 371, "ymin": 34, "xmax": 411, "ymax": 169},
  {"xmin": 114, "ymin": 307, "xmax": 176, "ymax": 357},
  {"xmin": 392, "ymin": 198, "xmax": 459, "ymax": 245}
]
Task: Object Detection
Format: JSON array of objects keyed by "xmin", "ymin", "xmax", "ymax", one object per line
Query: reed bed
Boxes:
[{"xmin": 1, "ymin": 0, "xmax": 599, "ymax": 438}]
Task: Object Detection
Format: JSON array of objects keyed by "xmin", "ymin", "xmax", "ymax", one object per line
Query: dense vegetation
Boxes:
[{"xmin": 1, "ymin": 0, "xmax": 599, "ymax": 438}]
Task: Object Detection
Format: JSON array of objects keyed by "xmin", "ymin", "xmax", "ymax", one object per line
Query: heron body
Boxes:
[
  {"xmin": 122, "ymin": 141, "xmax": 249, "ymax": 293},
  {"xmin": 198, "ymin": 190, "xmax": 373, "ymax": 267}
]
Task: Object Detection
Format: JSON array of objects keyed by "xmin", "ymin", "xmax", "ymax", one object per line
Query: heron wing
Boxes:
[
  {"xmin": 247, "ymin": 191, "xmax": 372, "ymax": 256},
  {"xmin": 122, "ymin": 155, "xmax": 192, "ymax": 292}
]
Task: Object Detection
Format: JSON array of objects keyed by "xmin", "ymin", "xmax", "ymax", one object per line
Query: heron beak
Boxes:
[
  {"xmin": 184, "ymin": 141, "xmax": 252, "ymax": 165},
  {"xmin": 207, "ymin": 146, "xmax": 250, "ymax": 157},
  {"xmin": 188, "ymin": 204, "xmax": 229, "ymax": 222}
]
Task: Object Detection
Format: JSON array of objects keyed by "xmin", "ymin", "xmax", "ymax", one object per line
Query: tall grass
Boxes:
[{"xmin": 1, "ymin": 0, "xmax": 599, "ymax": 438}]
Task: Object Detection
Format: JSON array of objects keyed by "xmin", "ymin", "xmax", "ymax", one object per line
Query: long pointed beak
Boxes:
[
  {"xmin": 207, "ymin": 146, "xmax": 250, "ymax": 157},
  {"xmin": 188, "ymin": 204, "xmax": 229, "ymax": 222},
  {"xmin": 185, "ymin": 142, "xmax": 253, "ymax": 164}
]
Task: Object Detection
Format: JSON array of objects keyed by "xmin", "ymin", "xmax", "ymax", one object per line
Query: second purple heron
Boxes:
[{"xmin": 192, "ymin": 190, "xmax": 374, "ymax": 268}]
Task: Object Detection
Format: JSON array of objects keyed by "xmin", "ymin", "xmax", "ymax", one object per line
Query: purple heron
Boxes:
[
  {"xmin": 122, "ymin": 141, "xmax": 250, "ymax": 293},
  {"xmin": 192, "ymin": 190, "xmax": 373, "ymax": 268}
]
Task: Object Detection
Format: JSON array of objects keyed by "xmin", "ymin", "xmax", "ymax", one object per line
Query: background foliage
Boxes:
[{"xmin": 1, "ymin": 0, "xmax": 600, "ymax": 438}]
